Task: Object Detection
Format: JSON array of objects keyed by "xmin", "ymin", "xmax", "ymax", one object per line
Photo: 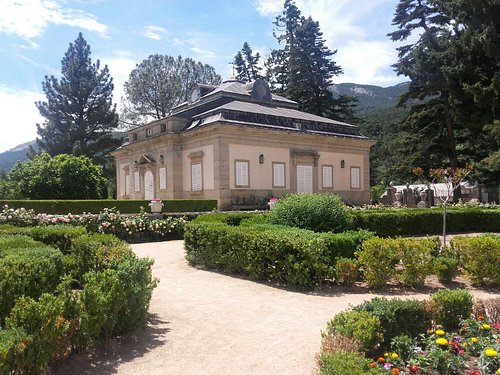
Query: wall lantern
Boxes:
[
  {"xmin": 259, "ymin": 154, "xmax": 264, "ymax": 164},
  {"xmin": 134, "ymin": 160, "xmax": 138, "ymax": 168},
  {"xmin": 159, "ymin": 154, "xmax": 164, "ymax": 164},
  {"xmin": 340, "ymin": 160, "xmax": 345, "ymax": 168}
]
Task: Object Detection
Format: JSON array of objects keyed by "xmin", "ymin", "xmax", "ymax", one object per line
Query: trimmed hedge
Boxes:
[
  {"xmin": 0, "ymin": 241, "xmax": 64, "ymax": 324},
  {"xmin": 184, "ymin": 220, "xmax": 373, "ymax": 289},
  {"xmin": 0, "ymin": 225, "xmax": 87, "ymax": 253},
  {"xmin": 0, "ymin": 199, "xmax": 218, "ymax": 214},
  {"xmin": 350, "ymin": 208, "xmax": 500, "ymax": 237}
]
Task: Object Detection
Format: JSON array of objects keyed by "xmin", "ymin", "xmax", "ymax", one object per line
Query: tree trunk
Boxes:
[{"xmin": 442, "ymin": 96, "xmax": 461, "ymax": 201}]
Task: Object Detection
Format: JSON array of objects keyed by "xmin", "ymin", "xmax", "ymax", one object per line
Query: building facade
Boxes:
[{"xmin": 112, "ymin": 78, "xmax": 375, "ymax": 209}]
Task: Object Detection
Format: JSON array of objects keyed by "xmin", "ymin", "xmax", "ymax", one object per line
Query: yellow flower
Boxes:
[
  {"xmin": 435, "ymin": 329, "xmax": 446, "ymax": 336},
  {"xmin": 481, "ymin": 324, "xmax": 492, "ymax": 331},
  {"xmin": 391, "ymin": 353, "xmax": 399, "ymax": 360},
  {"xmin": 485, "ymin": 348, "xmax": 497, "ymax": 357},
  {"xmin": 384, "ymin": 352, "xmax": 389, "ymax": 357},
  {"xmin": 436, "ymin": 338, "xmax": 448, "ymax": 346},
  {"xmin": 496, "ymin": 368, "xmax": 500, "ymax": 374},
  {"xmin": 471, "ymin": 337, "xmax": 478, "ymax": 343}
]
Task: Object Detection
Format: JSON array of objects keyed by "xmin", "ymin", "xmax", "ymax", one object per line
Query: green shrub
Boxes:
[
  {"xmin": 0, "ymin": 234, "xmax": 42, "ymax": 252},
  {"xmin": 77, "ymin": 269, "xmax": 127, "ymax": 349},
  {"xmin": 430, "ymin": 289, "xmax": 474, "ymax": 331},
  {"xmin": 325, "ymin": 311, "xmax": 383, "ymax": 352},
  {"xmin": 184, "ymin": 220, "xmax": 372, "ymax": 290},
  {"xmin": 5, "ymin": 293, "xmax": 71, "ymax": 374},
  {"xmin": 0, "ymin": 246, "xmax": 64, "ymax": 323},
  {"xmin": 433, "ymin": 257, "xmax": 459, "ymax": 283},
  {"xmin": 267, "ymin": 193, "xmax": 350, "ymax": 232},
  {"xmin": 0, "ymin": 225, "xmax": 87, "ymax": 254},
  {"xmin": 318, "ymin": 351, "xmax": 383, "ymax": 375},
  {"xmin": 350, "ymin": 208, "xmax": 500, "ymax": 236},
  {"xmin": 396, "ymin": 238, "xmax": 434, "ymax": 287},
  {"xmin": 0, "ymin": 199, "xmax": 217, "ymax": 214},
  {"xmin": 451, "ymin": 236, "xmax": 500, "ymax": 285},
  {"xmin": 356, "ymin": 237, "xmax": 398, "ymax": 288},
  {"xmin": 66, "ymin": 233, "xmax": 131, "ymax": 284},
  {"xmin": 0, "ymin": 327, "xmax": 32, "ymax": 374},
  {"xmin": 335, "ymin": 258, "xmax": 359, "ymax": 285},
  {"xmin": 353, "ymin": 297, "xmax": 430, "ymax": 346}
]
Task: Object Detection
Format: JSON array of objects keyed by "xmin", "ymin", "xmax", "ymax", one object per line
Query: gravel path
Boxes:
[{"xmin": 56, "ymin": 240, "xmax": 500, "ymax": 375}]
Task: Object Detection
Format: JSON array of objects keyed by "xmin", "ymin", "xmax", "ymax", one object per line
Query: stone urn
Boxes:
[{"xmin": 149, "ymin": 200, "xmax": 163, "ymax": 213}]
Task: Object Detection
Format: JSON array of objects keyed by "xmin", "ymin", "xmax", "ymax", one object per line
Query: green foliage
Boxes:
[
  {"xmin": 185, "ymin": 220, "xmax": 372, "ymax": 290},
  {"xmin": 356, "ymin": 237, "xmax": 398, "ymax": 288},
  {"xmin": 0, "ymin": 225, "xmax": 87, "ymax": 254},
  {"xmin": 66, "ymin": 233, "xmax": 130, "ymax": 284},
  {"xmin": 0, "ymin": 199, "xmax": 217, "ymax": 214},
  {"xmin": 430, "ymin": 289, "xmax": 474, "ymax": 331},
  {"xmin": 318, "ymin": 351, "xmax": 382, "ymax": 375},
  {"xmin": 233, "ymin": 42, "xmax": 262, "ymax": 83},
  {"xmin": 122, "ymin": 54, "xmax": 221, "ymax": 124},
  {"xmin": 5, "ymin": 293, "xmax": 71, "ymax": 374},
  {"xmin": 433, "ymin": 256, "xmax": 459, "ymax": 283},
  {"xmin": 36, "ymin": 33, "xmax": 119, "ymax": 159},
  {"xmin": 354, "ymin": 298, "xmax": 430, "ymax": 346},
  {"xmin": 77, "ymin": 269, "xmax": 127, "ymax": 348},
  {"xmin": 0, "ymin": 245, "xmax": 64, "ymax": 324},
  {"xmin": 396, "ymin": 238, "xmax": 434, "ymax": 287},
  {"xmin": 7, "ymin": 153, "xmax": 108, "ymax": 199},
  {"xmin": 451, "ymin": 236, "xmax": 500, "ymax": 285},
  {"xmin": 268, "ymin": 0, "xmax": 358, "ymax": 122},
  {"xmin": 267, "ymin": 193, "xmax": 350, "ymax": 232},
  {"xmin": 335, "ymin": 258, "xmax": 359, "ymax": 285},
  {"xmin": 0, "ymin": 327, "xmax": 32, "ymax": 374},
  {"xmin": 325, "ymin": 311, "xmax": 383, "ymax": 352},
  {"xmin": 350, "ymin": 208, "xmax": 500, "ymax": 237}
]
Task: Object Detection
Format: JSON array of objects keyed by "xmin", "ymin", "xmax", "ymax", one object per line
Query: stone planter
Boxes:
[{"xmin": 149, "ymin": 201, "xmax": 163, "ymax": 213}]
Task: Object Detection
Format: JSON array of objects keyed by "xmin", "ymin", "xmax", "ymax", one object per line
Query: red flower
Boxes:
[
  {"xmin": 469, "ymin": 370, "xmax": 480, "ymax": 375},
  {"xmin": 409, "ymin": 364, "xmax": 420, "ymax": 373}
]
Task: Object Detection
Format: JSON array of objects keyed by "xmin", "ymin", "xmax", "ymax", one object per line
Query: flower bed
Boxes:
[
  {"xmin": 0, "ymin": 205, "xmax": 187, "ymax": 243},
  {"xmin": 318, "ymin": 292, "xmax": 500, "ymax": 375}
]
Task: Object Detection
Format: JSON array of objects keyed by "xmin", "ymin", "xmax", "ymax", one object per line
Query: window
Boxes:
[
  {"xmin": 322, "ymin": 165, "xmax": 333, "ymax": 189},
  {"xmin": 351, "ymin": 167, "xmax": 361, "ymax": 189},
  {"xmin": 146, "ymin": 128, "xmax": 152, "ymax": 137},
  {"xmin": 132, "ymin": 133, "xmax": 138, "ymax": 141},
  {"xmin": 159, "ymin": 167, "xmax": 167, "ymax": 190},
  {"xmin": 191, "ymin": 163, "xmax": 202, "ymax": 192},
  {"xmin": 134, "ymin": 171, "xmax": 140, "ymax": 192},
  {"xmin": 297, "ymin": 165, "xmax": 313, "ymax": 194},
  {"xmin": 160, "ymin": 123, "xmax": 167, "ymax": 133},
  {"xmin": 125, "ymin": 174, "xmax": 131, "ymax": 196},
  {"xmin": 273, "ymin": 162, "xmax": 285, "ymax": 188},
  {"xmin": 235, "ymin": 160, "xmax": 249, "ymax": 187}
]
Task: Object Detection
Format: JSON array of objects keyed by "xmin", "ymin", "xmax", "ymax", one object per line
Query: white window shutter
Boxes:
[
  {"xmin": 322, "ymin": 166, "xmax": 333, "ymax": 188},
  {"xmin": 159, "ymin": 167, "xmax": 167, "ymax": 190},
  {"xmin": 297, "ymin": 165, "xmax": 313, "ymax": 194},
  {"xmin": 134, "ymin": 171, "xmax": 140, "ymax": 192},
  {"xmin": 235, "ymin": 161, "xmax": 249, "ymax": 186},
  {"xmin": 351, "ymin": 167, "xmax": 360, "ymax": 189},
  {"xmin": 125, "ymin": 174, "xmax": 131, "ymax": 196},
  {"xmin": 273, "ymin": 163, "xmax": 285, "ymax": 187},
  {"xmin": 191, "ymin": 164, "xmax": 202, "ymax": 191}
]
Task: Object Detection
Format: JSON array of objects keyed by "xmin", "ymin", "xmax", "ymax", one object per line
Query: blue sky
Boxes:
[{"xmin": 0, "ymin": 0, "xmax": 405, "ymax": 153}]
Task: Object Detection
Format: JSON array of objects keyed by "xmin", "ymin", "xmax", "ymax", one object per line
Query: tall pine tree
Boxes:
[
  {"xmin": 36, "ymin": 33, "xmax": 119, "ymax": 159},
  {"xmin": 233, "ymin": 42, "xmax": 262, "ymax": 83},
  {"xmin": 267, "ymin": 0, "xmax": 357, "ymax": 122}
]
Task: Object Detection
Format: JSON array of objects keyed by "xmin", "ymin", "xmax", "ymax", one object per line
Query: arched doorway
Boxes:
[{"xmin": 144, "ymin": 170, "xmax": 155, "ymax": 200}]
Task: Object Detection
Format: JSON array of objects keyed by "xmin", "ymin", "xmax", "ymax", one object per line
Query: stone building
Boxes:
[{"xmin": 112, "ymin": 78, "xmax": 375, "ymax": 209}]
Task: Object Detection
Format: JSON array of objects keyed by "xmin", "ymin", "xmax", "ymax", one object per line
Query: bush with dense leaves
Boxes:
[
  {"xmin": 350, "ymin": 208, "xmax": 500, "ymax": 236},
  {"xmin": 185, "ymin": 219, "xmax": 372, "ymax": 290},
  {"xmin": 433, "ymin": 256, "xmax": 459, "ymax": 283},
  {"xmin": 451, "ymin": 235, "xmax": 500, "ymax": 285},
  {"xmin": 356, "ymin": 237, "xmax": 436, "ymax": 288},
  {"xmin": 353, "ymin": 298, "xmax": 430, "ymax": 346},
  {"xmin": 317, "ymin": 351, "xmax": 384, "ymax": 375},
  {"xmin": 0, "ymin": 239, "xmax": 64, "ymax": 324},
  {"xmin": 429, "ymin": 289, "xmax": 474, "ymax": 331},
  {"xmin": 325, "ymin": 310, "xmax": 383, "ymax": 352},
  {"xmin": 267, "ymin": 193, "xmax": 351, "ymax": 232}
]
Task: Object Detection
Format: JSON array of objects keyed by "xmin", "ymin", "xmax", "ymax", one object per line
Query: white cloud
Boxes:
[
  {"xmin": 100, "ymin": 53, "xmax": 138, "ymax": 103},
  {"xmin": 332, "ymin": 40, "xmax": 402, "ymax": 86},
  {"xmin": 190, "ymin": 47, "xmax": 215, "ymax": 60},
  {"xmin": 143, "ymin": 25, "xmax": 167, "ymax": 41},
  {"xmin": 0, "ymin": 0, "xmax": 107, "ymax": 41},
  {"xmin": 0, "ymin": 85, "xmax": 44, "ymax": 153},
  {"xmin": 253, "ymin": 0, "xmax": 282, "ymax": 16}
]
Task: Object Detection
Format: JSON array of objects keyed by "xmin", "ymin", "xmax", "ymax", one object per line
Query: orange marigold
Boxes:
[
  {"xmin": 369, "ymin": 362, "xmax": 378, "ymax": 369},
  {"xmin": 392, "ymin": 368, "xmax": 401, "ymax": 375}
]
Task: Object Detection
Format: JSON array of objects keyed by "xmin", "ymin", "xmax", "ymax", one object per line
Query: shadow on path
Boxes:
[{"xmin": 53, "ymin": 313, "xmax": 170, "ymax": 375}]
